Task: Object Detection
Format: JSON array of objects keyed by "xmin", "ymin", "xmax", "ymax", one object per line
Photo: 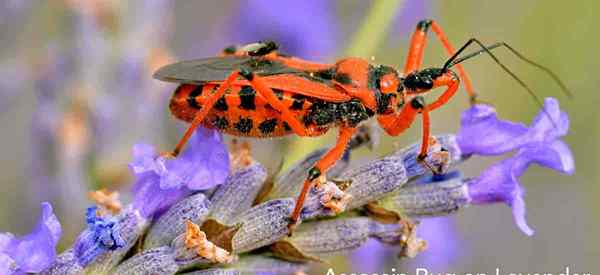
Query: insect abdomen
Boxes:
[{"xmin": 169, "ymin": 84, "xmax": 317, "ymax": 137}]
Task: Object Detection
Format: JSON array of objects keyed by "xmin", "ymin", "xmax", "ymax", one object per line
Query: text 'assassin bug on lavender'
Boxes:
[{"xmin": 153, "ymin": 19, "xmax": 571, "ymax": 232}]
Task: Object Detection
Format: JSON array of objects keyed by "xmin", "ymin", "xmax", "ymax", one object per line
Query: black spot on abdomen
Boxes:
[
  {"xmin": 234, "ymin": 117, "xmax": 253, "ymax": 133},
  {"xmin": 258, "ymin": 119, "xmax": 277, "ymax": 134},
  {"xmin": 239, "ymin": 86, "xmax": 256, "ymax": 110},
  {"xmin": 212, "ymin": 116, "xmax": 229, "ymax": 130},
  {"xmin": 186, "ymin": 85, "xmax": 203, "ymax": 109},
  {"xmin": 214, "ymin": 96, "xmax": 228, "ymax": 111}
]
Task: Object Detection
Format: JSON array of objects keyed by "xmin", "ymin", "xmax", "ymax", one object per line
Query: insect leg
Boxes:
[
  {"xmin": 288, "ymin": 126, "xmax": 357, "ymax": 233},
  {"xmin": 376, "ymin": 96, "xmax": 440, "ymax": 173},
  {"xmin": 424, "ymin": 71, "xmax": 460, "ymax": 111},
  {"xmin": 169, "ymin": 71, "xmax": 241, "ymax": 157},
  {"xmin": 403, "ymin": 19, "xmax": 476, "ymax": 101},
  {"xmin": 237, "ymin": 69, "xmax": 309, "ymax": 136},
  {"xmin": 376, "ymin": 98, "xmax": 420, "ymax": 136}
]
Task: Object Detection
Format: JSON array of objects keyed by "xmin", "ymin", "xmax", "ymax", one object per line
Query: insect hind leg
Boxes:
[
  {"xmin": 237, "ymin": 68, "xmax": 309, "ymax": 136},
  {"xmin": 167, "ymin": 71, "xmax": 240, "ymax": 157}
]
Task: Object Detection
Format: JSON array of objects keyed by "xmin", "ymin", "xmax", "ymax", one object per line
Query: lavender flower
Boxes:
[
  {"xmin": 73, "ymin": 206, "xmax": 126, "ymax": 266},
  {"xmin": 71, "ymin": 206, "xmax": 148, "ymax": 273},
  {"xmin": 0, "ymin": 202, "xmax": 62, "ymax": 274},
  {"xmin": 466, "ymin": 139, "xmax": 574, "ymax": 235},
  {"xmin": 458, "ymin": 98, "xmax": 573, "ymax": 235},
  {"xmin": 130, "ymin": 127, "xmax": 229, "ymax": 218},
  {"xmin": 370, "ymin": 98, "xmax": 574, "ymax": 237}
]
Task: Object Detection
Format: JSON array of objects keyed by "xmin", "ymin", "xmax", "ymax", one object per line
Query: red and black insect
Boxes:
[{"xmin": 153, "ymin": 19, "xmax": 570, "ymax": 231}]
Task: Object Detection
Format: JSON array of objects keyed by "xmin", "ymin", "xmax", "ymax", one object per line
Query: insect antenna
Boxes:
[
  {"xmin": 441, "ymin": 38, "xmax": 572, "ymax": 127},
  {"xmin": 444, "ymin": 39, "xmax": 573, "ymax": 99}
]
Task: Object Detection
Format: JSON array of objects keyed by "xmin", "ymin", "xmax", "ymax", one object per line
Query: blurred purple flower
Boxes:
[
  {"xmin": 456, "ymin": 98, "xmax": 569, "ymax": 156},
  {"xmin": 232, "ymin": 0, "xmax": 338, "ymax": 59},
  {"xmin": 350, "ymin": 238, "xmax": 393, "ymax": 273},
  {"xmin": 392, "ymin": 0, "xmax": 429, "ymax": 36},
  {"xmin": 412, "ymin": 217, "xmax": 460, "ymax": 270},
  {"xmin": 0, "ymin": 1, "xmax": 33, "ymax": 26},
  {"xmin": 460, "ymin": 98, "xmax": 574, "ymax": 235},
  {"xmin": 0, "ymin": 202, "xmax": 62, "ymax": 274},
  {"xmin": 73, "ymin": 206, "xmax": 126, "ymax": 267},
  {"xmin": 129, "ymin": 127, "xmax": 229, "ymax": 218}
]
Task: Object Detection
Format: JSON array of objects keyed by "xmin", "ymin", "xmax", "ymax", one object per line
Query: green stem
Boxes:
[{"xmin": 344, "ymin": 0, "xmax": 406, "ymax": 57}]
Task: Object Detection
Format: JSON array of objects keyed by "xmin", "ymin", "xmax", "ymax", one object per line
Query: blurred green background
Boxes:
[{"xmin": 0, "ymin": 0, "xmax": 597, "ymax": 273}]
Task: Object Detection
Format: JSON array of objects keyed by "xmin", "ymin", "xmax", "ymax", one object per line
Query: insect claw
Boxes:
[
  {"xmin": 160, "ymin": 151, "xmax": 177, "ymax": 159},
  {"xmin": 286, "ymin": 217, "xmax": 298, "ymax": 237},
  {"xmin": 331, "ymin": 178, "xmax": 352, "ymax": 191}
]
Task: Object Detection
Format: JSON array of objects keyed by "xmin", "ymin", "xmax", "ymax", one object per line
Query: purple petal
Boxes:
[
  {"xmin": 467, "ymin": 135, "xmax": 573, "ymax": 236},
  {"xmin": 466, "ymin": 156, "xmax": 533, "ymax": 235},
  {"xmin": 456, "ymin": 104, "xmax": 528, "ymax": 155},
  {"xmin": 510, "ymin": 186, "xmax": 534, "ymax": 236},
  {"xmin": 128, "ymin": 143, "xmax": 158, "ymax": 175},
  {"xmin": 517, "ymin": 141, "xmax": 574, "ymax": 175},
  {"xmin": 0, "ymin": 233, "xmax": 14, "ymax": 251},
  {"xmin": 528, "ymin": 98, "xmax": 569, "ymax": 141},
  {"xmin": 0, "ymin": 254, "xmax": 16, "ymax": 274},
  {"xmin": 457, "ymin": 98, "xmax": 569, "ymax": 156},
  {"xmin": 160, "ymin": 127, "xmax": 229, "ymax": 190},
  {"xmin": 129, "ymin": 128, "xmax": 229, "ymax": 218},
  {"xmin": 131, "ymin": 173, "xmax": 193, "ymax": 219},
  {"xmin": 0, "ymin": 202, "xmax": 62, "ymax": 273}
]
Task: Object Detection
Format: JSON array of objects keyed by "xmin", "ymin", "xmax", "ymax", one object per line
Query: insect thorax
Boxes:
[{"xmin": 303, "ymin": 99, "xmax": 374, "ymax": 128}]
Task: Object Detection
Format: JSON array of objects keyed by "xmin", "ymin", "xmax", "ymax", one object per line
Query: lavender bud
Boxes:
[
  {"xmin": 209, "ymin": 163, "xmax": 267, "ymax": 224},
  {"xmin": 171, "ymin": 234, "xmax": 212, "ymax": 269},
  {"xmin": 272, "ymin": 218, "xmax": 372, "ymax": 261},
  {"xmin": 368, "ymin": 171, "xmax": 470, "ymax": 221},
  {"xmin": 300, "ymin": 180, "xmax": 352, "ymax": 219},
  {"xmin": 341, "ymin": 155, "xmax": 408, "ymax": 210},
  {"xmin": 77, "ymin": 207, "xmax": 149, "ymax": 274},
  {"xmin": 144, "ymin": 193, "xmax": 211, "ymax": 249},
  {"xmin": 39, "ymin": 250, "xmax": 83, "ymax": 275},
  {"xmin": 231, "ymin": 198, "xmax": 294, "ymax": 253},
  {"xmin": 112, "ymin": 247, "xmax": 178, "ymax": 275},
  {"xmin": 395, "ymin": 135, "xmax": 462, "ymax": 178},
  {"xmin": 171, "ymin": 221, "xmax": 235, "ymax": 270},
  {"xmin": 368, "ymin": 220, "xmax": 426, "ymax": 258}
]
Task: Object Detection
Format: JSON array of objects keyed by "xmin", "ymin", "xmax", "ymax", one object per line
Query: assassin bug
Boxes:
[{"xmin": 153, "ymin": 19, "xmax": 570, "ymax": 231}]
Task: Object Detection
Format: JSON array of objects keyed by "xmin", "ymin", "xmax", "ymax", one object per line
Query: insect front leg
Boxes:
[
  {"xmin": 376, "ymin": 97, "xmax": 442, "ymax": 172},
  {"xmin": 425, "ymin": 71, "xmax": 460, "ymax": 111},
  {"xmin": 404, "ymin": 19, "xmax": 477, "ymax": 102},
  {"xmin": 168, "ymin": 71, "xmax": 241, "ymax": 157}
]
